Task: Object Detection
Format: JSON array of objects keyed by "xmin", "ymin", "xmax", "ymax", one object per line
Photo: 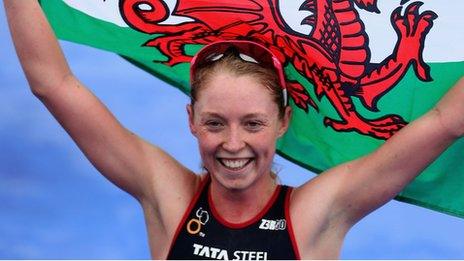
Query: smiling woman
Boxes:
[
  {"xmin": 4, "ymin": 0, "xmax": 464, "ymax": 259},
  {"xmin": 187, "ymin": 41, "xmax": 291, "ymax": 195},
  {"xmin": 168, "ymin": 42, "xmax": 298, "ymax": 259}
]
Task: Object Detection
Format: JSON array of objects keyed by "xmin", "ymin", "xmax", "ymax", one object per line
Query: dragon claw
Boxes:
[
  {"xmin": 406, "ymin": 1, "xmax": 422, "ymax": 15},
  {"xmin": 392, "ymin": 6, "xmax": 401, "ymax": 18},
  {"xmin": 299, "ymin": 0, "xmax": 315, "ymax": 12},
  {"xmin": 287, "ymin": 81, "xmax": 318, "ymax": 112},
  {"xmin": 353, "ymin": 0, "xmax": 380, "ymax": 14},
  {"xmin": 301, "ymin": 16, "xmax": 316, "ymax": 26},
  {"xmin": 324, "ymin": 114, "xmax": 407, "ymax": 140},
  {"xmin": 421, "ymin": 12, "xmax": 438, "ymax": 24},
  {"xmin": 390, "ymin": 1, "xmax": 436, "ymax": 82}
]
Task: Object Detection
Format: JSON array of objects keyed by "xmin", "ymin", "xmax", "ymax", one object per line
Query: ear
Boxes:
[
  {"xmin": 277, "ymin": 106, "xmax": 292, "ymax": 138},
  {"xmin": 187, "ymin": 104, "xmax": 198, "ymax": 136}
]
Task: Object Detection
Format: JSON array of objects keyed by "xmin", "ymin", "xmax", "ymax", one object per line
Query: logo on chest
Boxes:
[
  {"xmin": 187, "ymin": 207, "xmax": 210, "ymax": 237},
  {"xmin": 258, "ymin": 218, "xmax": 286, "ymax": 231}
]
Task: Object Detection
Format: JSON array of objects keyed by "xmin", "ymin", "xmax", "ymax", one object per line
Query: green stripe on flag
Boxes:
[{"xmin": 40, "ymin": 0, "xmax": 464, "ymax": 218}]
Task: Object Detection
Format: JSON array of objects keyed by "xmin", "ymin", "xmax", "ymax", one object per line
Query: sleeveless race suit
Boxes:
[{"xmin": 167, "ymin": 176, "xmax": 300, "ymax": 260}]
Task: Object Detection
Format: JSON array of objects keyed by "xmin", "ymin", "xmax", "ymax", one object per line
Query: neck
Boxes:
[{"xmin": 209, "ymin": 174, "xmax": 277, "ymax": 224}]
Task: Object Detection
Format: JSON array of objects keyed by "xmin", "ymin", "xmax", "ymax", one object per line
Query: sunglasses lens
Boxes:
[
  {"xmin": 238, "ymin": 53, "xmax": 259, "ymax": 64},
  {"xmin": 206, "ymin": 49, "xmax": 260, "ymax": 65},
  {"xmin": 206, "ymin": 53, "xmax": 224, "ymax": 62}
]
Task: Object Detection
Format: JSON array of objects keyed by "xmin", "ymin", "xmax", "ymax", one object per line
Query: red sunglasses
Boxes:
[{"xmin": 190, "ymin": 40, "xmax": 288, "ymax": 106}]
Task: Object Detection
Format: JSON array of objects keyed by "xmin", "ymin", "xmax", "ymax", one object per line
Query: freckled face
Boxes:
[{"xmin": 188, "ymin": 71, "xmax": 289, "ymax": 191}]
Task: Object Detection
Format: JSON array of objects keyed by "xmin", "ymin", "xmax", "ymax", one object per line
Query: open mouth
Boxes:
[{"xmin": 217, "ymin": 158, "xmax": 254, "ymax": 171}]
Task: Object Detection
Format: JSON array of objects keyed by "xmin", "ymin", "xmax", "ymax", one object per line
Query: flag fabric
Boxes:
[{"xmin": 39, "ymin": 0, "xmax": 464, "ymax": 217}]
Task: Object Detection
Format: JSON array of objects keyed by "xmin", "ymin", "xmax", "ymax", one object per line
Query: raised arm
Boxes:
[
  {"xmin": 291, "ymin": 77, "xmax": 463, "ymax": 257},
  {"xmin": 4, "ymin": 1, "xmax": 198, "ymax": 202},
  {"xmin": 334, "ymin": 77, "xmax": 464, "ymax": 223}
]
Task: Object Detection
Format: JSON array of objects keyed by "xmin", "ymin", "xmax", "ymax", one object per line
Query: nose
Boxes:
[{"xmin": 222, "ymin": 126, "xmax": 246, "ymax": 153}]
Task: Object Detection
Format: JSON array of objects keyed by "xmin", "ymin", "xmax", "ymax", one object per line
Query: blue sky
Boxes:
[{"xmin": 1, "ymin": 6, "xmax": 464, "ymax": 259}]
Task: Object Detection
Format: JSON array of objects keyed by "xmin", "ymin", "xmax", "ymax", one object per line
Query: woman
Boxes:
[{"xmin": 4, "ymin": 1, "xmax": 464, "ymax": 259}]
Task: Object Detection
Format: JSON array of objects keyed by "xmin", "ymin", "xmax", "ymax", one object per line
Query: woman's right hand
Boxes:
[{"xmin": 3, "ymin": 0, "xmax": 198, "ymax": 203}]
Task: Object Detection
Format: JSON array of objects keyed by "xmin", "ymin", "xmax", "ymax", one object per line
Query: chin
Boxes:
[
  {"xmin": 213, "ymin": 169, "xmax": 263, "ymax": 193},
  {"xmin": 211, "ymin": 172, "xmax": 250, "ymax": 190},
  {"xmin": 222, "ymin": 178, "xmax": 254, "ymax": 191}
]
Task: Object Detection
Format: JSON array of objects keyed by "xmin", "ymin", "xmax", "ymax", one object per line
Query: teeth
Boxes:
[{"xmin": 220, "ymin": 159, "xmax": 250, "ymax": 169}]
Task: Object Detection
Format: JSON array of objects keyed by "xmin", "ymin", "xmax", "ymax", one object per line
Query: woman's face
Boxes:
[{"xmin": 188, "ymin": 70, "xmax": 291, "ymax": 191}]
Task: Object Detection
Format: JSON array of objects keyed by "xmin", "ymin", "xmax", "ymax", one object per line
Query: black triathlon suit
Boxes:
[{"xmin": 167, "ymin": 175, "xmax": 300, "ymax": 260}]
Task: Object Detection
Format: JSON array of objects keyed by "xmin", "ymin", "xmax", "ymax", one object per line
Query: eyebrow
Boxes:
[
  {"xmin": 242, "ymin": 113, "xmax": 269, "ymax": 120},
  {"xmin": 199, "ymin": 112, "xmax": 224, "ymax": 119},
  {"xmin": 199, "ymin": 112, "xmax": 269, "ymax": 120}
]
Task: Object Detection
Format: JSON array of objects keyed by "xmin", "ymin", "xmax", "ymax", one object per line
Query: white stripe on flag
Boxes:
[{"xmin": 64, "ymin": 0, "xmax": 464, "ymax": 62}]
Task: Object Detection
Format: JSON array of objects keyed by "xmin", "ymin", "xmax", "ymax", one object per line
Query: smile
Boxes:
[{"xmin": 217, "ymin": 158, "xmax": 253, "ymax": 171}]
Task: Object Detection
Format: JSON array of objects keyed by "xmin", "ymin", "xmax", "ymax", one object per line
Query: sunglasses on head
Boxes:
[
  {"xmin": 204, "ymin": 48, "xmax": 260, "ymax": 64},
  {"xmin": 190, "ymin": 40, "xmax": 288, "ymax": 106}
]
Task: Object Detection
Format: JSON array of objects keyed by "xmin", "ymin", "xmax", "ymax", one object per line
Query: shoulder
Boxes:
[
  {"xmin": 140, "ymin": 172, "xmax": 206, "ymax": 255},
  {"xmin": 286, "ymin": 170, "xmax": 350, "ymax": 258}
]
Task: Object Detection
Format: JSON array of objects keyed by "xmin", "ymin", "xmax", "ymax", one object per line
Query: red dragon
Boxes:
[{"xmin": 119, "ymin": 0, "xmax": 437, "ymax": 139}]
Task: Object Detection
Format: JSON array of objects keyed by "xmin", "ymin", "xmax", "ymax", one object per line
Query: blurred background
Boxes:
[{"xmin": 1, "ymin": 5, "xmax": 464, "ymax": 259}]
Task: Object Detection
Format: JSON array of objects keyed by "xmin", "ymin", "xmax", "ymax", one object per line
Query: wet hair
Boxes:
[{"xmin": 190, "ymin": 48, "xmax": 287, "ymax": 119}]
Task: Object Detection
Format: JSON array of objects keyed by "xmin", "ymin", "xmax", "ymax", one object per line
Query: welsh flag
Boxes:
[{"xmin": 39, "ymin": 0, "xmax": 464, "ymax": 217}]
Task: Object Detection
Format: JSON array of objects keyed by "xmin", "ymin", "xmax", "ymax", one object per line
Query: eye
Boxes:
[
  {"xmin": 245, "ymin": 120, "xmax": 264, "ymax": 131},
  {"xmin": 204, "ymin": 120, "xmax": 225, "ymax": 131}
]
